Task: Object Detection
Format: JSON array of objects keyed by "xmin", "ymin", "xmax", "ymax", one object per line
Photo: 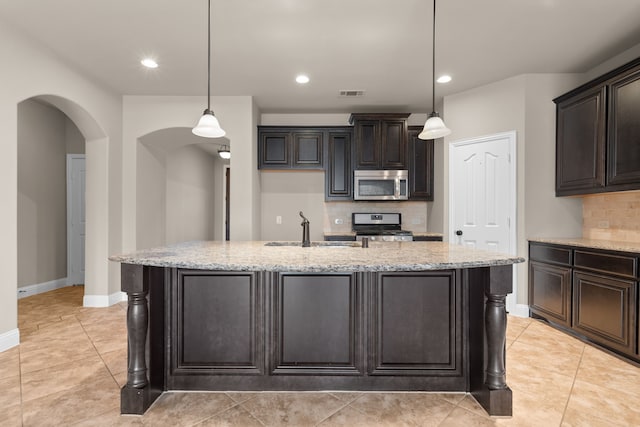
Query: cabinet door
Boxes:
[
  {"xmin": 607, "ymin": 66, "xmax": 640, "ymax": 188},
  {"xmin": 408, "ymin": 126, "xmax": 434, "ymax": 200},
  {"xmin": 173, "ymin": 271, "xmax": 262, "ymax": 375},
  {"xmin": 381, "ymin": 119, "xmax": 407, "ymax": 169},
  {"xmin": 259, "ymin": 131, "xmax": 290, "ymax": 168},
  {"xmin": 292, "ymin": 131, "xmax": 323, "ymax": 169},
  {"xmin": 354, "ymin": 120, "xmax": 380, "ymax": 169},
  {"xmin": 325, "ymin": 130, "xmax": 353, "ymax": 200},
  {"xmin": 370, "ymin": 271, "xmax": 461, "ymax": 375},
  {"xmin": 271, "ymin": 273, "xmax": 363, "ymax": 375},
  {"xmin": 555, "ymin": 85, "xmax": 606, "ymax": 196},
  {"xmin": 572, "ymin": 271, "xmax": 636, "ymax": 355},
  {"xmin": 529, "ymin": 261, "xmax": 572, "ymax": 327}
]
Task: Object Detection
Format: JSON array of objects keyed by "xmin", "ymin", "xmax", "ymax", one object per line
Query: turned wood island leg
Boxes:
[
  {"xmin": 469, "ymin": 265, "xmax": 513, "ymax": 417},
  {"xmin": 120, "ymin": 264, "xmax": 165, "ymax": 415}
]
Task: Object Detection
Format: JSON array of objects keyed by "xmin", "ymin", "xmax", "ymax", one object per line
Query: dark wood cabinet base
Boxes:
[{"xmin": 120, "ymin": 264, "xmax": 513, "ymax": 417}]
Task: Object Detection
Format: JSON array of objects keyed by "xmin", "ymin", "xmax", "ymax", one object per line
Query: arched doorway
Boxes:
[
  {"xmin": 136, "ymin": 127, "xmax": 230, "ymax": 249},
  {"xmin": 16, "ymin": 94, "xmax": 111, "ymax": 313}
]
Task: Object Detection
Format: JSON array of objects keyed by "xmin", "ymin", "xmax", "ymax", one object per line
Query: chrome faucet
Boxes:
[{"xmin": 299, "ymin": 211, "xmax": 310, "ymax": 247}]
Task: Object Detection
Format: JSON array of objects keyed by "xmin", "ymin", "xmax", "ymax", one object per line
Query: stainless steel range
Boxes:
[{"xmin": 352, "ymin": 212, "xmax": 413, "ymax": 242}]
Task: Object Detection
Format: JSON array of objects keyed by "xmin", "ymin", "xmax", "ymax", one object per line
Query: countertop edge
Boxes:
[{"xmin": 529, "ymin": 237, "xmax": 640, "ymax": 254}]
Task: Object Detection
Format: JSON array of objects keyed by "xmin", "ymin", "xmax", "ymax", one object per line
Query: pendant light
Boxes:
[
  {"xmin": 192, "ymin": 0, "xmax": 226, "ymax": 138},
  {"xmin": 218, "ymin": 145, "xmax": 231, "ymax": 159},
  {"xmin": 419, "ymin": 0, "xmax": 451, "ymax": 140}
]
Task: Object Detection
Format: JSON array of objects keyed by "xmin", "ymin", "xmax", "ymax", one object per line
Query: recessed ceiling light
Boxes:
[
  {"xmin": 141, "ymin": 58, "xmax": 158, "ymax": 69},
  {"xmin": 296, "ymin": 74, "xmax": 310, "ymax": 84},
  {"xmin": 437, "ymin": 75, "xmax": 452, "ymax": 83}
]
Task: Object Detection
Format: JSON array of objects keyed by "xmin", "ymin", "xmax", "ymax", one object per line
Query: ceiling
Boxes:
[{"xmin": 2, "ymin": 0, "xmax": 640, "ymax": 114}]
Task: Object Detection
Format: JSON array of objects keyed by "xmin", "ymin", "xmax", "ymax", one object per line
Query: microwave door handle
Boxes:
[{"xmin": 395, "ymin": 177, "xmax": 400, "ymax": 198}]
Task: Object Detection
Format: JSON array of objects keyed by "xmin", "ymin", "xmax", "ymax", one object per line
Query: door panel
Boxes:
[{"xmin": 450, "ymin": 132, "xmax": 516, "ymax": 310}]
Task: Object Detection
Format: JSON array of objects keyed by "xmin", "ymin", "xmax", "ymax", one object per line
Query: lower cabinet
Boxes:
[
  {"xmin": 271, "ymin": 273, "xmax": 363, "ymax": 375},
  {"xmin": 529, "ymin": 261, "xmax": 572, "ymax": 327},
  {"xmin": 173, "ymin": 270, "xmax": 263, "ymax": 375},
  {"xmin": 370, "ymin": 272, "xmax": 460, "ymax": 375},
  {"xmin": 172, "ymin": 270, "xmax": 462, "ymax": 378},
  {"xmin": 529, "ymin": 242, "xmax": 639, "ymax": 361},
  {"xmin": 572, "ymin": 271, "xmax": 636, "ymax": 355}
]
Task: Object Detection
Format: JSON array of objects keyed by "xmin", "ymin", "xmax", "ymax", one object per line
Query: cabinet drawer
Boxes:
[
  {"xmin": 529, "ymin": 244, "xmax": 572, "ymax": 266},
  {"xmin": 574, "ymin": 250, "xmax": 637, "ymax": 278}
]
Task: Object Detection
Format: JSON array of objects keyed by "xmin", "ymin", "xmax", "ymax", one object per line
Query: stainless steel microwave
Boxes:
[{"xmin": 353, "ymin": 170, "xmax": 409, "ymax": 200}]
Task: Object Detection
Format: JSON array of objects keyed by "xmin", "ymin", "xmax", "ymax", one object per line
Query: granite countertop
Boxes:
[
  {"xmin": 110, "ymin": 240, "xmax": 524, "ymax": 272},
  {"xmin": 529, "ymin": 238, "xmax": 640, "ymax": 254}
]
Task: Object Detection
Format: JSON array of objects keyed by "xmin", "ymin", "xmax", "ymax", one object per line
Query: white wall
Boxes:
[
  {"xmin": 0, "ymin": 21, "xmax": 122, "ymax": 347},
  {"xmin": 122, "ymin": 96, "xmax": 259, "ymax": 252},
  {"xmin": 442, "ymin": 74, "xmax": 584, "ymax": 305},
  {"xmin": 17, "ymin": 100, "xmax": 68, "ymax": 288},
  {"xmin": 261, "ymin": 172, "xmax": 326, "ymax": 241},
  {"xmin": 165, "ymin": 145, "xmax": 218, "ymax": 244}
]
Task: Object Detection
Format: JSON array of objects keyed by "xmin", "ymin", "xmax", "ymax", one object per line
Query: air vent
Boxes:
[{"xmin": 339, "ymin": 90, "xmax": 365, "ymax": 97}]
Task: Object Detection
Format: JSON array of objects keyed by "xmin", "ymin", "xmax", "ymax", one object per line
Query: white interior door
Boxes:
[
  {"xmin": 67, "ymin": 154, "xmax": 86, "ymax": 286},
  {"xmin": 449, "ymin": 132, "xmax": 517, "ymax": 310}
]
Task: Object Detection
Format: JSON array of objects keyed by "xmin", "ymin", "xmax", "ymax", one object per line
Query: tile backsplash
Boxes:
[
  {"xmin": 582, "ymin": 190, "xmax": 640, "ymax": 242},
  {"xmin": 323, "ymin": 201, "xmax": 428, "ymax": 234}
]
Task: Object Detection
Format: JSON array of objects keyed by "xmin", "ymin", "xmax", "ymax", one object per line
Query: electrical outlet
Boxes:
[
  {"xmin": 411, "ymin": 217, "xmax": 421, "ymax": 225},
  {"xmin": 598, "ymin": 220, "xmax": 609, "ymax": 229},
  {"xmin": 276, "ymin": 216, "xmax": 282, "ymax": 225}
]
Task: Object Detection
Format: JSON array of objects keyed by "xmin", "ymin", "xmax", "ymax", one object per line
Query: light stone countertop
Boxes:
[
  {"xmin": 110, "ymin": 240, "xmax": 524, "ymax": 272},
  {"xmin": 529, "ymin": 238, "xmax": 640, "ymax": 254}
]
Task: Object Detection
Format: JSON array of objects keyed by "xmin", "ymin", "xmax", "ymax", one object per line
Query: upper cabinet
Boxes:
[
  {"xmin": 259, "ymin": 127, "xmax": 324, "ymax": 169},
  {"xmin": 350, "ymin": 113, "xmax": 409, "ymax": 170},
  {"xmin": 607, "ymin": 65, "xmax": 640, "ymax": 187},
  {"xmin": 407, "ymin": 126, "xmax": 434, "ymax": 201},
  {"xmin": 555, "ymin": 57, "xmax": 640, "ymax": 196}
]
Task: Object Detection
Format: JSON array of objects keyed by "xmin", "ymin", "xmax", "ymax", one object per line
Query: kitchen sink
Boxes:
[{"xmin": 264, "ymin": 241, "xmax": 360, "ymax": 248}]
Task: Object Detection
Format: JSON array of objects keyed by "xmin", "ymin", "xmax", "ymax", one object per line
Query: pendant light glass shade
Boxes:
[
  {"xmin": 192, "ymin": 0, "xmax": 226, "ymax": 138},
  {"xmin": 193, "ymin": 109, "xmax": 226, "ymax": 138},
  {"xmin": 218, "ymin": 144, "xmax": 231, "ymax": 159},
  {"xmin": 418, "ymin": 112, "xmax": 451, "ymax": 140},
  {"xmin": 419, "ymin": 0, "xmax": 451, "ymax": 140}
]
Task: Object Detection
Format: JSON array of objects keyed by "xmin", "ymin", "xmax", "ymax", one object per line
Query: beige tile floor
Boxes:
[{"xmin": 3, "ymin": 286, "xmax": 640, "ymax": 426}]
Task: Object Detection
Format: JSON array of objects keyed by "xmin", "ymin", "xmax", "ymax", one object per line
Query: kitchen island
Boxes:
[{"xmin": 110, "ymin": 241, "xmax": 524, "ymax": 417}]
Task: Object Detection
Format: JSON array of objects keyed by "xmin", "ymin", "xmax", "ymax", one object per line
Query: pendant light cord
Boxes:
[
  {"xmin": 207, "ymin": 0, "xmax": 211, "ymax": 112},
  {"xmin": 432, "ymin": 0, "xmax": 436, "ymax": 112}
]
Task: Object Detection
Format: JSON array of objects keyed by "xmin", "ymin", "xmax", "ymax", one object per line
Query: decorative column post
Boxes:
[
  {"xmin": 471, "ymin": 264, "xmax": 513, "ymax": 416},
  {"xmin": 120, "ymin": 264, "xmax": 152, "ymax": 414}
]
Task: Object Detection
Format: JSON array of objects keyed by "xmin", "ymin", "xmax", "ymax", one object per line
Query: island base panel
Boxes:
[{"xmin": 120, "ymin": 265, "xmax": 513, "ymax": 417}]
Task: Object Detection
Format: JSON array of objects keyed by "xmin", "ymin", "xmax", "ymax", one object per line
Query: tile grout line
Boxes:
[
  {"xmin": 313, "ymin": 397, "xmax": 358, "ymax": 426},
  {"xmin": 559, "ymin": 343, "xmax": 585, "ymax": 426}
]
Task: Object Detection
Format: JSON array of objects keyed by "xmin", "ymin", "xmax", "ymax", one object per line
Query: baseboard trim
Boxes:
[
  {"xmin": 83, "ymin": 291, "xmax": 126, "ymax": 308},
  {"xmin": 0, "ymin": 328, "xmax": 20, "ymax": 353},
  {"xmin": 509, "ymin": 304, "xmax": 530, "ymax": 318},
  {"xmin": 17, "ymin": 278, "xmax": 69, "ymax": 299}
]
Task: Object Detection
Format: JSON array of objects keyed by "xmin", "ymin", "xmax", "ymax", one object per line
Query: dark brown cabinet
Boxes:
[
  {"xmin": 350, "ymin": 113, "xmax": 409, "ymax": 170},
  {"xmin": 172, "ymin": 271, "xmax": 263, "ymax": 375},
  {"xmin": 572, "ymin": 271, "xmax": 636, "ymax": 355},
  {"xmin": 529, "ymin": 261, "xmax": 572, "ymax": 328},
  {"xmin": 325, "ymin": 129, "xmax": 353, "ymax": 200},
  {"xmin": 607, "ymin": 65, "xmax": 640, "ymax": 187},
  {"xmin": 554, "ymin": 57, "xmax": 640, "ymax": 196},
  {"xmin": 528, "ymin": 241, "xmax": 639, "ymax": 362},
  {"xmin": 370, "ymin": 271, "xmax": 461, "ymax": 375},
  {"xmin": 271, "ymin": 273, "xmax": 362, "ymax": 375},
  {"xmin": 407, "ymin": 126, "xmax": 434, "ymax": 200},
  {"xmin": 258, "ymin": 127, "xmax": 323, "ymax": 169},
  {"xmin": 555, "ymin": 86, "xmax": 606, "ymax": 196}
]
